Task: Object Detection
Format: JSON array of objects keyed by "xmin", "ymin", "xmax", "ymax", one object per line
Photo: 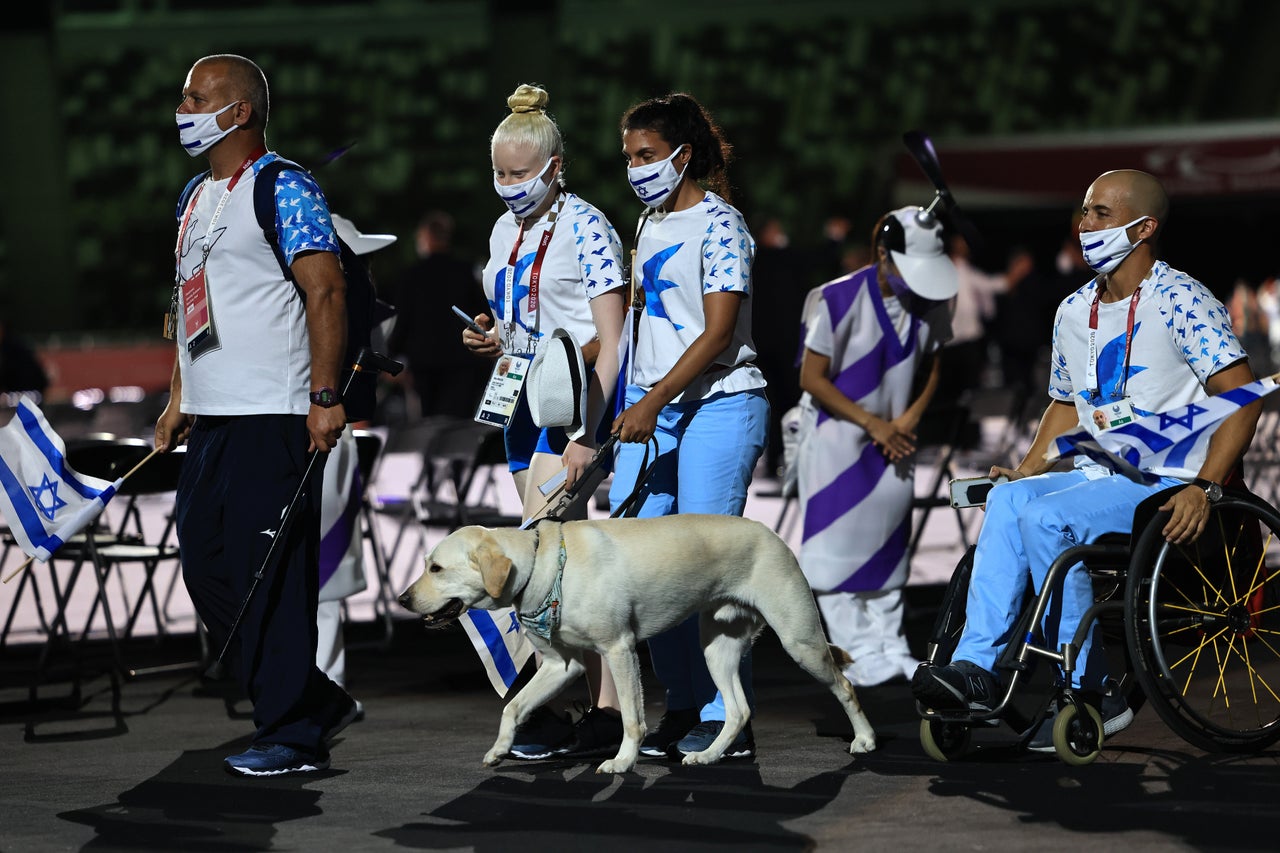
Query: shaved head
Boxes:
[
  {"xmin": 1093, "ymin": 169, "xmax": 1169, "ymax": 229},
  {"xmin": 193, "ymin": 54, "xmax": 269, "ymax": 130}
]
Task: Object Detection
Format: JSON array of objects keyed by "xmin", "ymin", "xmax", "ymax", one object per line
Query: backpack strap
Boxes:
[
  {"xmin": 176, "ymin": 170, "xmax": 210, "ymax": 220},
  {"xmin": 252, "ymin": 157, "xmax": 300, "ymax": 285}
]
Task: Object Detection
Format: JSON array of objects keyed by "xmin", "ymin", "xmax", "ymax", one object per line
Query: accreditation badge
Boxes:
[
  {"xmin": 181, "ymin": 268, "xmax": 220, "ymax": 360},
  {"xmin": 1089, "ymin": 396, "xmax": 1136, "ymax": 432},
  {"xmin": 475, "ymin": 353, "xmax": 533, "ymax": 428}
]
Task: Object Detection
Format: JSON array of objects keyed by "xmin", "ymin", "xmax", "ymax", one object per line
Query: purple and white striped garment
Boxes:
[{"xmin": 797, "ymin": 267, "xmax": 950, "ymax": 593}]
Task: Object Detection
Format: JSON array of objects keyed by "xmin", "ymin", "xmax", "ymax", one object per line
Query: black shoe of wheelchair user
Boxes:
[{"xmin": 911, "ymin": 661, "xmax": 997, "ymax": 712}]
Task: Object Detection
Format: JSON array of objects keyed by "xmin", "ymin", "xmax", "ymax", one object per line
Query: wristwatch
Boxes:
[
  {"xmin": 1193, "ymin": 478, "xmax": 1223, "ymax": 502},
  {"xmin": 309, "ymin": 386, "xmax": 340, "ymax": 408}
]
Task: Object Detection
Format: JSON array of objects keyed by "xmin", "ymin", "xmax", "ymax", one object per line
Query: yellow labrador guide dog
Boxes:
[{"xmin": 399, "ymin": 514, "xmax": 877, "ymax": 774}]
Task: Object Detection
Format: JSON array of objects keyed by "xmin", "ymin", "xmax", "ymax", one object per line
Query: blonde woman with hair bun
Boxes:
[{"xmin": 460, "ymin": 83, "xmax": 628, "ymax": 760}]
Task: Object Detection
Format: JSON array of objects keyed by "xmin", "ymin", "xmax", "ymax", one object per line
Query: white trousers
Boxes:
[
  {"xmin": 817, "ymin": 588, "xmax": 911, "ymax": 660},
  {"xmin": 316, "ymin": 599, "xmax": 346, "ymax": 688}
]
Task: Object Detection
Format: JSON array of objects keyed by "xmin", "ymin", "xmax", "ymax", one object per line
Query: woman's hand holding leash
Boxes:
[
  {"xmin": 562, "ymin": 439, "xmax": 595, "ymax": 489},
  {"xmin": 612, "ymin": 395, "xmax": 660, "ymax": 444}
]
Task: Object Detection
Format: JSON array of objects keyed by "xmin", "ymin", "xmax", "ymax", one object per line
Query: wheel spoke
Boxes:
[
  {"xmin": 1216, "ymin": 512, "xmax": 1242, "ymax": 604},
  {"xmin": 1169, "ymin": 623, "xmax": 1231, "ymax": 690}
]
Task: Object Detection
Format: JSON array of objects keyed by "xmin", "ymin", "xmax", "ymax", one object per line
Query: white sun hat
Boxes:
[
  {"xmin": 332, "ymin": 213, "xmax": 397, "ymax": 256},
  {"xmin": 526, "ymin": 328, "xmax": 587, "ymax": 433}
]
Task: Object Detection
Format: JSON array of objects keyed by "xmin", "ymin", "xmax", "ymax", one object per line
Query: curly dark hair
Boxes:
[{"xmin": 620, "ymin": 93, "xmax": 733, "ymax": 202}]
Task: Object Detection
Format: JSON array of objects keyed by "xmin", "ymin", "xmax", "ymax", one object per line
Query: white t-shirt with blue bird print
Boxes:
[
  {"xmin": 481, "ymin": 192, "xmax": 623, "ymax": 356},
  {"xmin": 175, "ymin": 152, "xmax": 340, "ymax": 415},
  {"xmin": 630, "ymin": 192, "xmax": 765, "ymax": 402},
  {"xmin": 1048, "ymin": 260, "xmax": 1248, "ymax": 478}
]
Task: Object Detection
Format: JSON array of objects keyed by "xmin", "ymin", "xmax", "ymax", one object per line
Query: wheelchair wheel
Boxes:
[
  {"xmin": 1126, "ymin": 491, "xmax": 1280, "ymax": 752},
  {"xmin": 919, "ymin": 719, "xmax": 971, "ymax": 762},
  {"xmin": 1053, "ymin": 701, "xmax": 1104, "ymax": 765}
]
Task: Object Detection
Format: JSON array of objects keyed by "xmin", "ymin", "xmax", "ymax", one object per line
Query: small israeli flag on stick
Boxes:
[
  {"xmin": 460, "ymin": 608, "xmax": 535, "ymax": 696},
  {"xmin": 1048, "ymin": 374, "xmax": 1280, "ymax": 483},
  {"xmin": 0, "ymin": 397, "xmax": 136, "ymax": 581}
]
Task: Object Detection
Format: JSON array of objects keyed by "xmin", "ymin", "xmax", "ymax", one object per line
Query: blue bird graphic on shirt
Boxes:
[
  {"xmin": 1078, "ymin": 321, "xmax": 1149, "ymax": 404},
  {"xmin": 492, "ymin": 251, "xmax": 536, "ymax": 330},
  {"xmin": 642, "ymin": 243, "xmax": 685, "ymax": 330}
]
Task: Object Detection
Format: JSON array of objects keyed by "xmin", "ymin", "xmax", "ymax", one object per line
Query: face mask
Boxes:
[
  {"xmin": 1079, "ymin": 215, "xmax": 1148, "ymax": 274},
  {"xmin": 176, "ymin": 101, "xmax": 240, "ymax": 157},
  {"xmin": 494, "ymin": 158, "xmax": 555, "ymax": 218},
  {"xmin": 627, "ymin": 145, "xmax": 687, "ymax": 208},
  {"xmin": 884, "ymin": 272, "xmax": 912, "ymax": 301}
]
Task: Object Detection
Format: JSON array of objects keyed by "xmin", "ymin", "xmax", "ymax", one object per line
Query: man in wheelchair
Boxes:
[{"xmin": 910, "ymin": 170, "xmax": 1262, "ymax": 750}]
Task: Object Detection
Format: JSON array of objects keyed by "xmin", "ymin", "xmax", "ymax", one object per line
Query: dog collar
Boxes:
[{"xmin": 518, "ymin": 530, "xmax": 567, "ymax": 641}]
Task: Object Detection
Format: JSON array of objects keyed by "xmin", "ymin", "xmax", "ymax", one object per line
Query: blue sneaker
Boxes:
[
  {"xmin": 1028, "ymin": 686, "xmax": 1134, "ymax": 753},
  {"xmin": 224, "ymin": 744, "xmax": 329, "ymax": 777},
  {"xmin": 675, "ymin": 720, "xmax": 756, "ymax": 759}
]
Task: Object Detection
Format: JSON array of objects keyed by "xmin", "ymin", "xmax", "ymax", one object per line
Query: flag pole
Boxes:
[
  {"xmin": 2, "ymin": 445, "xmax": 164, "ymax": 584},
  {"xmin": 3, "ymin": 555, "xmax": 35, "ymax": 584}
]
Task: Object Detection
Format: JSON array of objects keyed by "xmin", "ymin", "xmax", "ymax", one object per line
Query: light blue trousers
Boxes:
[
  {"xmin": 609, "ymin": 386, "xmax": 769, "ymax": 720},
  {"xmin": 952, "ymin": 469, "xmax": 1180, "ymax": 690}
]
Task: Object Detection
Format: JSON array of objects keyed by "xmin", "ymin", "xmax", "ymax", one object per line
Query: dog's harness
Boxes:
[{"xmin": 516, "ymin": 524, "xmax": 567, "ymax": 641}]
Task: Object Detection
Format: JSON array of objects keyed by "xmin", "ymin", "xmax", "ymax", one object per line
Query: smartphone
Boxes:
[
  {"xmin": 452, "ymin": 305, "xmax": 485, "ymax": 335},
  {"xmin": 948, "ymin": 475, "xmax": 1009, "ymax": 509}
]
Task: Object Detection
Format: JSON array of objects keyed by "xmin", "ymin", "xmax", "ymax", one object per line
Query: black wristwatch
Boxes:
[
  {"xmin": 309, "ymin": 386, "xmax": 340, "ymax": 408},
  {"xmin": 1193, "ymin": 478, "xmax": 1223, "ymax": 502}
]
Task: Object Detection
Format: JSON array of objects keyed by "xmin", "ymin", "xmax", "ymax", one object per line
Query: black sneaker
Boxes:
[
  {"xmin": 1027, "ymin": 687, "xmax": 1135, "ymax": 753},
  {"xmin": 508, "ymin": 705, "xmax": 575, "ymax": 760},
  {"xmin": 562, "ymin": 707, "xmax": 624, "ymax": 757},
  {"xmin": 639, "ymin": 708, "xmax": 699, "ymax": 758},
  {"xmin": 676, "ymin": 720, "xmax": 756, "ymax": 759},
  {"xmin": 322, "ymin": 694, "xmax": 363, "ymax": 742},
  {"xmin": 911, "ymin": 660, "xmax": 998, "ymax": 711}
]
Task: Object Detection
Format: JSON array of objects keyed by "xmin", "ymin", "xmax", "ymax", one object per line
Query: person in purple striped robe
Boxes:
[{"xmin": 796, "ymin": 208, "xmax": 956, "ymax": 686}]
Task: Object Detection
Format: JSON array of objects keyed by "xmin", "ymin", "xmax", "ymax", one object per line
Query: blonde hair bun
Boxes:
[{"xmin": 507, "ymin": 84, "xmax": 549, "ymax": 115}]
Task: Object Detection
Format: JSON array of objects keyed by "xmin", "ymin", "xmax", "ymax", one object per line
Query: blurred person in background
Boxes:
[
  {"xmin": 387, "ymin": 211, "xmax": 489, "ymax": 420},
  {"xmin": 751, "ymin": 216, "xmax": 811, "ymax": 479},
  {"xmin": 934, "ymin": 234, "xmax": 1032, "ymax": 406}
]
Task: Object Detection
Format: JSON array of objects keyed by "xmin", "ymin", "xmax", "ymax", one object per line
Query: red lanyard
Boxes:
[
  {"xmin": 174, "ymin": 147, "xmax": 267, "ymax": 274},
  {"xmin": 503, "ymin": 198, "xmax": 561, "ymax": 332},
  {"xmin": 1086, "ymin": 284, "xmax": 1141, "ymax": 401}
]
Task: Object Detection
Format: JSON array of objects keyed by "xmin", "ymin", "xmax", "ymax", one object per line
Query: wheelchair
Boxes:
[{"xmin": 916, "ymin": 480, "xmax": 1280, "ymax": 765}]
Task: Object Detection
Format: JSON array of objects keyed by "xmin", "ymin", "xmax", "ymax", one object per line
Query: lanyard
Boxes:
[
  {"xmin": 1086, "ymin": 283, "xmax": 1141, "ymax": 401},
  {"xmin": 503, "ymin": 196, "xmax": 562, "ymax": 349},
  {"xmin": 173, "ymin": 147, "xmax": 267, "ymax": 279}
]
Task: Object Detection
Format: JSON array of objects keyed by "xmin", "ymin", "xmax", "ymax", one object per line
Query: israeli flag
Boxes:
[
  {"xmin": 460, "ymin": 607, "xmax": 534, "ymax": 696},
  {"xmin": 1050, "ymin": 375, "xmax": 1280, "ymax": 483},
  {"xmin": 0, "ymin": 397, "xmax": 122, "ymax": 562}
]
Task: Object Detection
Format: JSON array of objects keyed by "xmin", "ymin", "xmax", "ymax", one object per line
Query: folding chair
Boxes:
[
  {"xmin": 374, "ymin": 417, "xmax": 522, "ymax": 589},
  {"xmin": 18, "ymin": 438, "xmax": 188, "ymax": 694},
  {"xmin": 908, "ymin": 404, "xmax": 980, "ymax": 560}
]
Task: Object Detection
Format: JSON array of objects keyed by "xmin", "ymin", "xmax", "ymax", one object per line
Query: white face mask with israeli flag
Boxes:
[
  {"xmin": 1079, "ymin": 215, "xmax": 1149, "ymax": 274},
  {"xmin": 627, "ymin": 145, "xmax": 687, "ymax": 208},
  {"xmin": 493, "ymin": 158, "xmax": 555, "ymax": 218},
  {"xmin": 176, "ymin": 101, "xmax": 240, "ymax": 157}
]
